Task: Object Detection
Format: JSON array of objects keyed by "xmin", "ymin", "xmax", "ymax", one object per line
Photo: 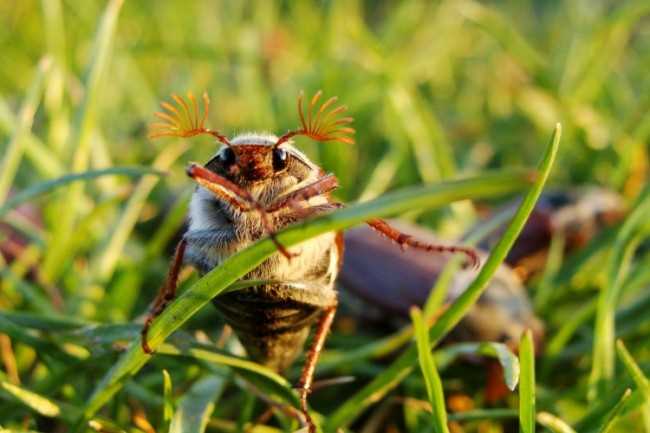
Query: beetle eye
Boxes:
[
  {"xmin": 273, "ymin": 147, "xmax": 288, "ymax": 171},
  {"xmin": 217, "ymin": 147, "xmax": 236, "ymax": 167}
]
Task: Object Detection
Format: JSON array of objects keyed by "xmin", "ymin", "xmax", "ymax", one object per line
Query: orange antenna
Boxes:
[
  {"xmin": 275, "ymin": 90, "xmax": 355, "ymax": 147},
  {"xmin": 148, "ymin": 92, "xmax": 231, "ymax": 146}
]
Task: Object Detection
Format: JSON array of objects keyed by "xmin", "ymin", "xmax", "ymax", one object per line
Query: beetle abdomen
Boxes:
[{"xmin": 213, "ymin": 287, "xmax": 324, "ymax": 371}]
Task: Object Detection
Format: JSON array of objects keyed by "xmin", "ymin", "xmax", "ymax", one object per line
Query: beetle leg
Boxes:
[
  {"xmin": 140, "ymin": 239, "xmax": 187, "ymax": 354},
  {"xmin": 187, "ymin": 163, "xmax": 295, "ymax": 259},
  {"xmin": 366, "ymin": 218, "xmax": 480, "ymax": 269},
  {"xmin": 186, "ymin": 163, "xmax": 253, "ymax": 212},
  {"xmin": 296, "ymin": 304, "xmax": 337, "ymax": 433},
  {"xmin": 266, "ymin": 174, "xmax": 339, "ymax": 213}
]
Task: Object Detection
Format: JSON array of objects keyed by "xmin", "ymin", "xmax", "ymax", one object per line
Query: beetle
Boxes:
[{"xmin": 140, "ymin": 90, "xmax": 479, "ymax": 432}]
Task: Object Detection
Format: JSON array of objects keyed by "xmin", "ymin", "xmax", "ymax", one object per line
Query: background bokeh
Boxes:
[{"xmin": 1, "ymin": 1, "xmax": 649, "ymax": 432}]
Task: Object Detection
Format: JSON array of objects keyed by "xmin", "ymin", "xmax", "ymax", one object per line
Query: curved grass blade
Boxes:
[
  {"xmin": 157, "ymin": 343, "xmax": 298, "ymax": 407},
  {"xmin": 170, "ymin": 375, "xmax": 227, "ymax": 433},
  {"xmin": 78, "ymin": 167, "xmax": 534, "ymax": 423},
  {"xmin": 0, "ymin": 381, "xmax": 125, "ymax": 432},
  {"xmin": 598, "ymin": 389, "xmax": 632, "ymax": 433},
  {"xmin": 590, "ymin": 185, "xmax": 650, "ymax": 398},
  {"xmin": 615, "ymin": 339, "xmax": 650, "ymax": 431},
  {"xmin": 616, "ymin": 340, "xmax": 650, "ymax": 401},
  {"xmin": 536, "ymin": 412, "xmax": 576, "ymax": 433},
  {"xmin": 0, "ymin": 166, "xmax": 165, "ymax": 218},
  {"xmin": 411, "ymin": 307, "xmax": 450, "ymax": 433},
  {"xmin": 519, "ymin": 330, "xmax": 536, "ymax": 433},
  {"xmin": 42, "ymin": 0, "xmax": 125, "ymax": 284},
  {"xmin": 0, "ymin": 315, "xmax": 77, "ymax": 363},
  {"xmin": 325, "ymin": 124, "xmax": 561, "ymax": 431},
  {"xmin": 163, "ymin": 369, "xmax": 174, "ymax": 423},
  {"xmin": 435, "ymin": 342, "xmax": 519, "ymax": 390},
  {"xmin": 94, "ymin": 142, "xmax": 188, "ymax": 281},
  {"xmin": 1, "ymin": 381, "xmax": 61, "ymax": 418},
  {"xmin": 0, "ymin": 57, "xmax": 51, "ymax": 204},
  {"xmin": 0, "ymin": 310, "xmax": 91, "ymax": 331}
]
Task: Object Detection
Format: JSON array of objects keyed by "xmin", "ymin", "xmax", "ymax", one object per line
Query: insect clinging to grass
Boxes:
[{"xmin": 142, "ymin": 90, "xmax": 480, "ymax": 432}]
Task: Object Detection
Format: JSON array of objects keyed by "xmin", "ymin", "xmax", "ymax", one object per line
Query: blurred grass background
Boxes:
[{"xmin": 1, "ymin": 0, "xmax": 650, "ymax": 432}]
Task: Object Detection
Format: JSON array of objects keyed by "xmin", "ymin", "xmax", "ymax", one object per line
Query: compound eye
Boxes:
[
  {"xmin": 272, "ymin": 147, "xmax": 288, "ymax": 171},
  {"xmin": 217, "ymin": 147, "xmax": 236, "ymax": 167}
]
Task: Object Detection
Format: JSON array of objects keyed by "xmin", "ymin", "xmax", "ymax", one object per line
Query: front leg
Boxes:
[
  {"xmin": 141, "ymin": 239, "xmax": 187, "ymax": 353},
  {"xmin": 140, "ymin": 227, "xmax": 237, "ymax": 353},
  {"xmin": 266, "ymin": 174, "xmax": 339, "ymax": 213}
]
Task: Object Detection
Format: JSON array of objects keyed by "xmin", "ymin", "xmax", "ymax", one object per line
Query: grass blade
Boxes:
[
  {"xmin": 169, "ymin": 375, "xmax": 227, "ymax": 433},
  {"xmin": 93, "ymin": 142, "xmax": 187, "ymax": 281},
  {"xmin": 0, "ymin": 166, "xmax": 164, "ymax": 218},
  {"xmin": 519, "ymin": 330, "xmax": 536, "ymax": 433},
  {"xmin": 434, "ymin": 342, "xmax": 519, "ymax": 390},
  {"xmin": 616, "ymin": 340, "xmax": 650, "ymax": 400},
  {"xmin": 0, "ymin": 57, "xmax": 51, "ymax": 204},
  {"xmin": 536, "ymin": 412, "xmax": 576, "ymax": 433},
  {"xmin": 79, "ymin": 168, "xmax": 534, "ymax": 422},
  {"xmin": 590, "ymin": 186, "xmax": 650, "ymax": 397},
  {"xmin": 1, "ymin": 381, "xmax": 61, "ymax": 418},
  {"xmin": 163, "ymin": 369, "xmax": 174, "ymax": 423},
  {"xmin": 325, "ymin": 124, "xmax": 561, "ymax": 431},
  {"xmin": 157, "ymin": 343, "xmax": 298, "ymax": 407},
  {"xmin": 42, "ymin": 0, "xmax": 124, "ymax": 284},
  {"xmin": 411, "ymin": 307, "xmax": 450, "ymax": 433},
  {"xmin": 598, "ymin": 389, "xmax": 632, "ymax": 433}
]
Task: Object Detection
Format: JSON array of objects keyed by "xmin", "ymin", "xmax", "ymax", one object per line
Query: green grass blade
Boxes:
[
  {"xmin": 0, "ymin": 57, "xmax": 51, "ymax": 204},
  {"xmin": 325, "ymin": 124, "xmax": 561, "ymax": 431},
  {"xmin": 618, "ymin": 338, "xmax": 650, "ymax": 431},
  {"xmin": 447, "ymin": 408, "xmax": 517, "ymax": 421},
  {"xmin": 0, "ymin": 315, "xmax": 77, "ymax": 363},
  {"xmin": 536, "ymin": 412, "xmax": 576, "ymax": 433},
  {"xmin": 616, "ymin": 340, "xmax": 650, "ymax": 401},
  {"xmin": 590, "ymin": 186, "xmax": 650, "ymax": 397},
  {"xmin": 411, "ymin": 307, "xmax": 450, "ymax": 433},
  {"xmin": 0, "ymin": 311, "xmax": 90, "ymax": 331},
  {"xmin": 163, "ymin": 369, "xmax": 174, "ymax": 423},
  {"xmin": 157, "ymin": 343, "xmax": 298, "ymax": 407},
  {"xmin": 456, "ymin": 1, "xmax": 545, "ymax": 71},
  {"xmin": 0, "ymin": 167, "xmax": 164, "ymax": 218},
  {"xmin": 93, "ymin": 142, "xmax": 187, "ymax": 281},
  {"xmin": 434, "ymin": 342, "xmax": 519, "ymax": 390},
  {"xmin": 78, "ymin": 168, "xmax": 533, "ymax": 422},
  {"xmin": 519, "ymin": 329, "xmax": 536, "ymax": 433},
  {"xmin": 1, "ymin": 381, "xmax": 61, "ymax": 418},
  {"xmin": 42, "ymin": 0, "xmax": 124, "ymax": 284},
  {"xmin": 169, "ymin": 375, "xmax": 227, "ymax": 433},
  {"xmin": 598, "ymin": 389, "xmax": 632, "ymax": 433}
]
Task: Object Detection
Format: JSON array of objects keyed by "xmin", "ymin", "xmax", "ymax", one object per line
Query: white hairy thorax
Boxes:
[{"xmin": 186, "ymin": 133, "xmax": 340, "ymax": 286}]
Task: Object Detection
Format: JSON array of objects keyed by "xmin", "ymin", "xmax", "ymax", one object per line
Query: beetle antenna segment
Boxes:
[
  {"xmin": 149, "ymin": 92, "xmax": 231, "ymax": 147},
  {"xmin": 275, "ymin": 90, "xmax": 355, "ymax": 147},
  {"xmin": 366, "ymin": 218, "xmax": 481, "ymax": 270}
]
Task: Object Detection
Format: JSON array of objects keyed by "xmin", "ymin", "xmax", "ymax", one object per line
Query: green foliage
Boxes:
[
  {"xmin": 1, "ymin": 1, "xmax": 649, "ymax": 432},
  {"xmin": 519, "ymin": 330, "xmax": 536, "ymax": 433},
  {"xmin": 411, "ymin": 307, "xmax": 450, "ymax": 433}
]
